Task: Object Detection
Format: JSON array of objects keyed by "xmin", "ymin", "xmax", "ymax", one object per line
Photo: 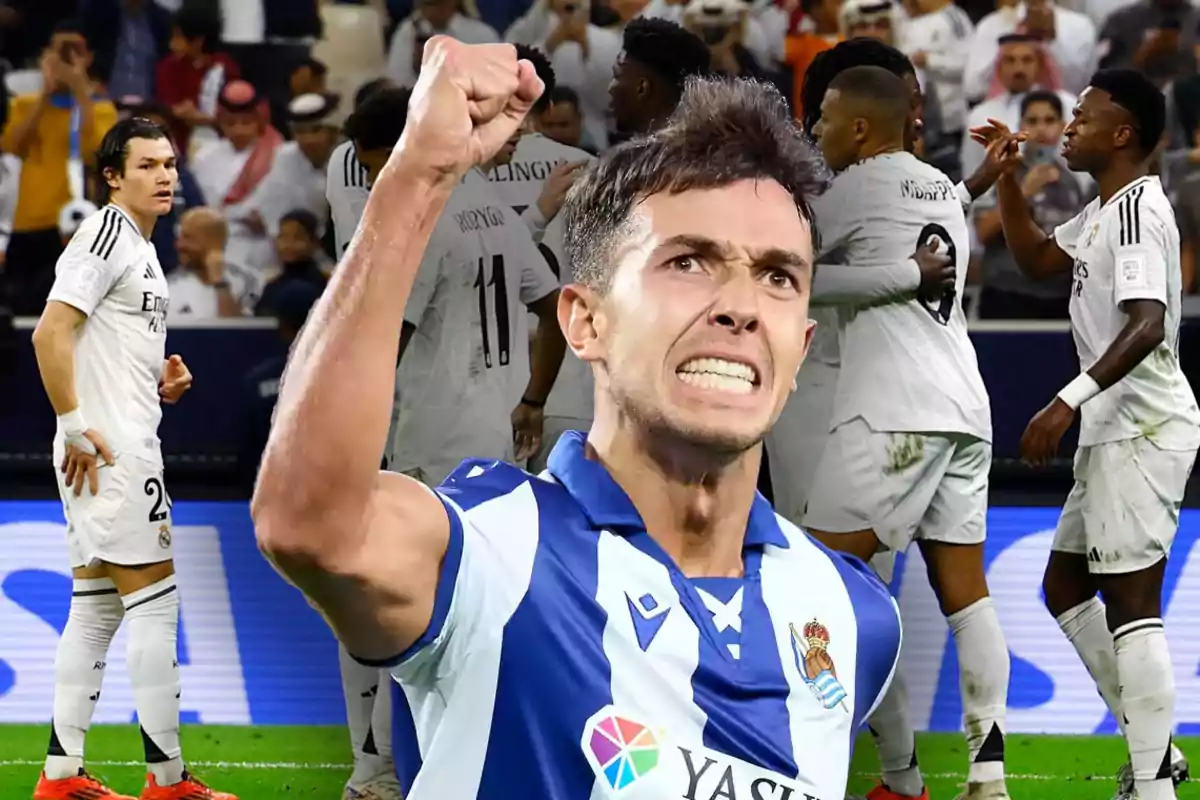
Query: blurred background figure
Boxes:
[
  {"xmin": 191, "ymin": 79, "xmax": 283, "ymax": 278},
  {"xmin": 168, "ymin": 205, "xmax": 258, "ymax": 320},
  {"xmin": 1, "ymin": 19, "xmax": 116, "ymax": 315},
  {"xmin": 970, "ymin": 88, "xmax": 1091, "ymax": 318}
]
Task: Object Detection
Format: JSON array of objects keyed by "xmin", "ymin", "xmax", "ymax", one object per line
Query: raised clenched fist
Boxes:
[{"xmin": 393, "ymin": 38, "xmax": 545, "ymax": 183}]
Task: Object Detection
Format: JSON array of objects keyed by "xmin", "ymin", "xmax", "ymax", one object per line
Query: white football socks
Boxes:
[
  {"xmin": 1114, "ymin": 619, "xmax": 1176, "ymax": 800},
  {"xmin": 868, "ymin": 670, "xmax": 925, "ymax": 797},
  {"xmin": 123, "ymin": 576, "xmax": 184, "ymax": 787},
  {"xmin": 44, "ymin": 578, "xmax": 124, "ymax": 780},
  {"xmin": 371, "ymin": 670, "xmax": 394, "ymax": 763},
  {"xmin": 948, "ymin": 597, "xmax": 1009, "ymax": 785},
  {"xmin": 1056, "ymin": 598, "xmax": 1126, "ymax": 734},
  {"xmin": 339, "ymin": 645, "xmax": 390, "ymax": 785}
]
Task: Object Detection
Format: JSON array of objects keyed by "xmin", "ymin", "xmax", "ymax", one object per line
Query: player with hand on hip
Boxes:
[
  {"xmin": 31, "ymin": 117, "xmax": 234, "ymax": 800},
  {"xmin": 254, "ymin": 38, "xmax": 902, "ymax": 799},
  {"xmin": 974, "ymin": 68, "xmax": 1194, "ymax": 800}
]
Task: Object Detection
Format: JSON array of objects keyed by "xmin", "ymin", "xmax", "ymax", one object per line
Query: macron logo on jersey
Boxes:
[{"xmin": 625, "ymin": 591, "xmax": 672, "ymax": 652}]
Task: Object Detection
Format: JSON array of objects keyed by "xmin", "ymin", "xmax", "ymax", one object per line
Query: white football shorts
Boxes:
[
  {"xmin": 803, "ymin": 416, "xmax": 990, "ymax": 554},
  {"xmin": 765, "ymin": 359, "xmax": 838, "ymax": 527},
  {"xmin": 1052, "ymin": 437, "xmax": 1196, "ymax": 574},
  {"xmin": 57, "ymin": 453, "xmax": 174, "ymax": 569}
]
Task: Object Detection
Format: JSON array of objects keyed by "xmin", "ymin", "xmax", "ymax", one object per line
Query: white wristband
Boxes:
[
  {"xmin": 58, "ymin": 408, "xmax": 87, "ymax": 437},
  {"xmin": 1057, "ymin": 373, "xmax": 1101, "ymax": 410},
  {"xmin": 954, "ymin": 181, "xmax": 973, "ymax": 210}
]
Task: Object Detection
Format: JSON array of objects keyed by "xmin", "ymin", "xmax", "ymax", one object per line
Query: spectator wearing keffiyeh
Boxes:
[
  {"xmin": 960, "ymin": 33, "xmax": 1076, "ymax": 179},
  {"xmin": 191, "ymin": 80, "xmax": 284, "ymax": 279}
]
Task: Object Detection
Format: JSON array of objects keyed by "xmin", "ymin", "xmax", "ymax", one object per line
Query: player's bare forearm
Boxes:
[
  {"xmin": 975, "ymin": 208, "xmax": 1004, "ymax": 245},
  {"xmin": 962, "ymin": 163, "xmax": 999, "ymax": 201},
  {"xmin": 252, "ymin": 164, "xmax": 455, "ymax": 560},
  {"xmin": 996, "ymin": 172, "xmax": 1072, "ymax": 280},
  {"xmin": 525, "ymin": 291, "xmax": 566, "ymax": 403},
  {"xmin": 31, "ymin": 301, "xmax": 84, "ymax": 415},
  {"xmin": 1085, "ymin": 299, "xmax": 1166, "ymax": 391}
]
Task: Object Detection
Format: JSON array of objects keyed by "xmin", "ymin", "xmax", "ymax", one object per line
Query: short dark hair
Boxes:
[
  {"xmin": 827, "ymin": 65, "xmax": 910, "ymax": 125},
  {"xmin": 515, "ymin": 44, "xmax": 555, "ymax": 114},
  {"xmin": 621, "ymin": 17, "xmax": 712, "ymax": 99},
  {"xmin": 354, "ymin": 77, "xmax": 393, "ymax": 110},
  {"xmin": 127, "ymin": 101, "xmax": 174, "ymax": 124},
  {"xmin": 564, "ymin": 77, "xmax": 830, "ymax": 291},
  {"xmin": 172, "ymin": 6, "xmax": 222, "ymax": 51},
  {"xmin": 547, "ymin": 85, "xmax": 581, "ymax": 111},
  {"xmin": 800, "ymin": 38, "xmax": 916, "ymax": 136},
  {"xmin": 51, "ymin": 18, "xmax": 88, "ymax": 43},
  {"xmin": 96, "ymin": 117, "xmax": 173, "ymax": 201},
  {"xmin": 1020, "ymin": 88, "xmax": 1064, "ymax": 120},
  {"xmin": 344, "ymin": 87, "xmax": 411, "ymax": 152},
  {"xmin": 295, "ymin": 56, "xmax": 328, "ymax": 78},
  {"xmin": 1088, "ymin": 68, "xmax": 1166, "ymax": 156},
  {"xmin": 280, "ymin": 209, "xmax": 321, "ymax": 239}
]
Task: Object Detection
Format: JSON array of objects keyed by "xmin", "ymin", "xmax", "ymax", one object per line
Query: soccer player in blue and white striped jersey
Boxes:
[{"xmin": 255, "ymin": 38, "xmax": 903, "ymax": 800}]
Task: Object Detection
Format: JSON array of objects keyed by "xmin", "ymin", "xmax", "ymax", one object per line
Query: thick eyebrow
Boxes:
[{"xmin": 659, "ymin": 233, "xmax": 811, "ymax": 275}]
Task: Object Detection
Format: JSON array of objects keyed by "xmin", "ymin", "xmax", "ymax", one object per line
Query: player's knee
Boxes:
[
  {"xmin": 1097, "ymin": 560, "xmax": 1167, "ymax": 630},
  {"xmin": 67, "ymin": 577, "xmax": 125, "ymax": 646},
  {"xmin": 120, "ymin": 575, "xmax": 180, "ymax": 656},
  {"xmin": 920, "ymin": 540, "xmax": 988, "ymax": 616},
  {"xmin": 1041, "ymin": 551, "xmax": 1096, "ymax": 618}
]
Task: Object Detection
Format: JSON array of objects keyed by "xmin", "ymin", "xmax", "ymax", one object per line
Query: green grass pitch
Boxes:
[{"xmin": 0, "ymin": 725, "xmax": 1195, "ymax": 798}]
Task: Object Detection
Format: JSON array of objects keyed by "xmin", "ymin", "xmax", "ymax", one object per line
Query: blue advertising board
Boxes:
[{"xmin": 1, "ymin": 502, "xmax": 1197, "ymax": 734}]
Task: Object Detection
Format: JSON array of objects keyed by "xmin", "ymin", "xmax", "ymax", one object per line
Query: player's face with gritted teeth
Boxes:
[
  {"xmin": 598, "ymin": 179, "xmax": 815, "ymax": 452},
  {"xmin": 116, "ymin": 136, "xmax": 179, "ymax": 218}
]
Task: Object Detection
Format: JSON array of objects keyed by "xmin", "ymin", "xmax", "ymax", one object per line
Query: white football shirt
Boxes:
[
  {"xmin": 487, "ymin": 133, "xmax": 597, "ymax": 423},
  {"xmin": 326, "ymin": 140, "xmax": 371, "ymax": 259},
  {"xmin": 1053, "ymin": 175, "xmax": 1200, "ymax": 449},
  {"xmin": 387, "ymin": 170, "xmax": 559, "ymax": 482},
  {"xmin": 809, "ymin": 152, "xmax": 991, "ymax": 441},
  {"xmin": 47, "ymin": 204, "xmax": 170, "ymax": 464}
]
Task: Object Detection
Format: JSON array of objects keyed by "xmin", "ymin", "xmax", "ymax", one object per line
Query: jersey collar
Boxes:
[
  {"xmin": 546, "ymin": 430, "xmax": 789, "ymax": 549},
  {"xmin": 1101, "ymin": 175, "xmax": 1156, "ymax": 210}
]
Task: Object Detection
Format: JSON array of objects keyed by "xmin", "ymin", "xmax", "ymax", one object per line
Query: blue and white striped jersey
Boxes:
[{"xmin": 384, "ymin": 431, "xmax": 902, "ymax": 799}]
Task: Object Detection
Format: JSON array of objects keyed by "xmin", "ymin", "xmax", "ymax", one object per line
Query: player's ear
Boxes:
[
  {"xmin": 559, "ymin": 283, "xmax": 603, "ymax": 361},
  {"xmin": 853, "ymin": 117, "xmax": 869, "ymax": 143}
]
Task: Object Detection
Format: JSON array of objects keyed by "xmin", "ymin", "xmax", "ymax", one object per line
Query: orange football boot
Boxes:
[
  {"xmin": 138, "ymin": 772, "xmax": 237, "ymax": 800},
  {"xmin": 33, "ymin": 769, "xmax": 138, "ymax": 800},
  {"xmin": 864, "ymin": 783, "xmax": 931, "ymax": 800}
]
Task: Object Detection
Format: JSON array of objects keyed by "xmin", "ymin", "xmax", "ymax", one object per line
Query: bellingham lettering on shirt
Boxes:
[
  {"xmin": 899, "ymin": 177, "xmax": 957, "ymax": 202},
  {"xmin": 679, "ymin": 746, "xmax": 818, "ymax": 800},
  {"xmin": 454, "ymin": 205, "xmax": 508, "ymax": 233},
  {"xmin": 489, "ymin": 159, "xmax": 562, "ymax": 183}
]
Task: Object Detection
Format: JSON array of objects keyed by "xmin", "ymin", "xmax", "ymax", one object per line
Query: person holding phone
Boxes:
[
  {"xmin": 0, "ymin": 20, "xmax": 118, "ymax": 317},
  {"xmin": 972, "ymin": 89, "xmax": 1093, "ymax": 319},
  {"xmin": 505, "ymin": 0, "xmax": 622, "ymax": 149}
]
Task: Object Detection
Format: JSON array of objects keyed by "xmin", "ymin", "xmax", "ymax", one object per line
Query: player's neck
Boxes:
[
  {"xmin": 109, "ymin": 198, "xmax": 156, "ymax": 239},
  {"xmin": 854, "ymin": 141, "xmax": 904, "ymax": 164},
  {"xmin": 587, "ymin": 420, "xmax": 761, "ymax": 577},
  {"xmin": 1094, "ymin": 161, "xmax": 1149, "ymax": 205}
]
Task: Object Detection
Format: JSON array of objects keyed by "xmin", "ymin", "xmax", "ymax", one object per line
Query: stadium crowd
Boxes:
[{"xmin": 0, "ymin": 0, "xmax": 1196, "ymax": 328}]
